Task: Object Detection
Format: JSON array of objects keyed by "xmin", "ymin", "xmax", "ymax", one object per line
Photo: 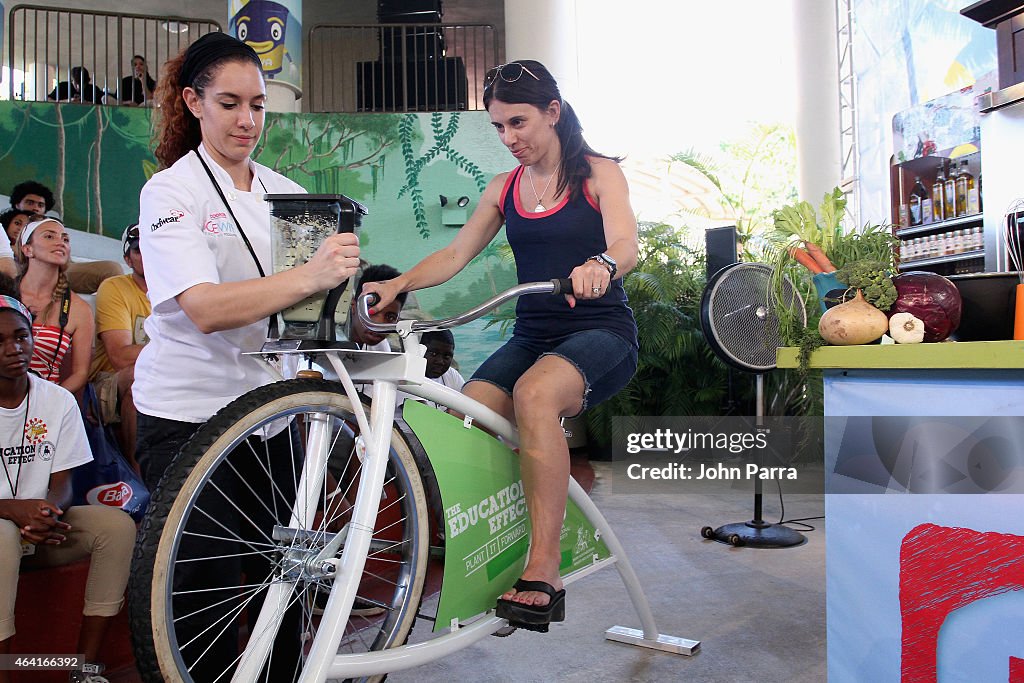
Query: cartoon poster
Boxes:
[{"xmin": 228, "ymin": 0, "xmax": 302, "ymax": 94}]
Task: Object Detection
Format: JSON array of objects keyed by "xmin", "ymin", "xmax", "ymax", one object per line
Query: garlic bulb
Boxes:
[{"xmin": 889, "ymin": 312, "xmax": 925, "ymax": 344}]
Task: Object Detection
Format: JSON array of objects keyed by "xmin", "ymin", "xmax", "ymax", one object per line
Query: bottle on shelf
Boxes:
[
  {"xmin": 931, "ymin": 170, "xmax": 946, "ymax": 222},
  {"xmin": 955, "ymin": 159, "xmax": 975, "ymax": 217},
  {"xmin": 943, "ymin": 164, "xmax": 957, "ymax": 220},
  {"xmin": 966, "ymin": 167, "xmax": 980, "ymax": 215},
  {"xmin": 909, "ymin": 176, "xmax": 928, "ymax": 226}
]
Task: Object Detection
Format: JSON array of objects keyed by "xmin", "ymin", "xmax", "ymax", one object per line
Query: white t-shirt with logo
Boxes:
[
  {"xmin": 0, "ymin": 374, "xmax": 92, "ymax": 501},
  {"xmin": 133, "ymin": 144, "xmax": 305, "ymax": 423}
]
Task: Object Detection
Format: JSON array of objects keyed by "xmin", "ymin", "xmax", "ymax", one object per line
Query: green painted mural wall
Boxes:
[{"xmin": 0, "ymin": 101, "xmax": 518, "ymax": 374}]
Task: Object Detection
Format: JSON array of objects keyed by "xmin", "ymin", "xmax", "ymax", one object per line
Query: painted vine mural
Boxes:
[{"xmin": 0, "ymin": 100, "xmax": 515, "ymax": 373}]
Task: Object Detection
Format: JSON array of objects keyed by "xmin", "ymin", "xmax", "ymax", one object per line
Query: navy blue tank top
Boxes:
[{"xmin": 500, "ymin": 165, "xmax": 637, "ymax": 347}]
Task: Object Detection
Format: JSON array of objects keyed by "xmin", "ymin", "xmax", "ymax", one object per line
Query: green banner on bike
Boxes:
[{"xmin": 402, "ymin": 400, "xmax": 610, "ymax": 631}]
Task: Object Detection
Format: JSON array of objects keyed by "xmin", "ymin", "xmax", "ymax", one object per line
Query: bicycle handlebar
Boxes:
[{"xmin": 357, "ymin": 278, "xmax": 574, "ymax": 335}]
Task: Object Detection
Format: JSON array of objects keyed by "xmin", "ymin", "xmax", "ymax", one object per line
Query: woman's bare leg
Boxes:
[{"xmin": 500, "ymin": 355, "xmax": 584, "ymax": 607}]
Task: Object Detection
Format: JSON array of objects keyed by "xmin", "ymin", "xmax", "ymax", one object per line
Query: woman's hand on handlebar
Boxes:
[
  {"xmin": 359, "ymin": 279, "xmax": 404, "ymax": 314},
  {"xmin": 565, "ymin": 258, "xmax": 612, "ymax": 307},
  {"xmin": 303, "ymin": 233, "xmax": 361, "ymax": 292}
]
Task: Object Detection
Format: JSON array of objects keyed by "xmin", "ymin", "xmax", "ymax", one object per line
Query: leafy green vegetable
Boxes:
[{"xmin": 834, "ymin": 259, "xmax": 897, "ymax": 311}]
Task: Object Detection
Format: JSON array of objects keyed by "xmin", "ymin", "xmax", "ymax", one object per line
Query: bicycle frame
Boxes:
[{"xmin": 234, "ymin": 284, "xmax": 699, "ymax": 681}]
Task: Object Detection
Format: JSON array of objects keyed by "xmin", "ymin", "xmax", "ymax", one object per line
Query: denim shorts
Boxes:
[{"xmin": 468, "ymin": 329, "xmax": 637, "ymax": 417}]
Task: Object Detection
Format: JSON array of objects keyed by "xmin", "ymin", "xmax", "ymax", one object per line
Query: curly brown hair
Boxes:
[
  {"xmin": 153, "ymin": 48, "xmax": 264, "ymax": 169},
  {"xmin": 153, "ymin": 51, "xmax": 197, "ymax": 170}
]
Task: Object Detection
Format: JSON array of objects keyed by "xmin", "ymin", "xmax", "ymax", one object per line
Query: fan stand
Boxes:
[
  {"xmin": 701, "ymin": 374, "xmax": 806, "ymax": 548},
  {"xmin": 698, "ymin": 262, "xmax": 808, "ymax": 549}
]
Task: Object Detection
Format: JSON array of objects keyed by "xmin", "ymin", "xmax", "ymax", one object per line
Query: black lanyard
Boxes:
[
  {"xmin": 40, "ymin": 287, "xmax": 71, "ymax": 381},
  {"xmin": 195, "ymin": 150, "xmax": 269, "ymax": 277},
  {"xmin": 1, "ymin": 383, "xmax": 31, "ymax": 498},
  {"xmin": 194, "ymin": 150, "xmax": 278, "ymax": 337}
]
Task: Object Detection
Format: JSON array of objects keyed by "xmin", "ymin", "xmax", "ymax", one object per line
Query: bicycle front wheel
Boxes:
[{"xmin": 130, "ymin": 379, "xmax": 430, "ymax": 683}]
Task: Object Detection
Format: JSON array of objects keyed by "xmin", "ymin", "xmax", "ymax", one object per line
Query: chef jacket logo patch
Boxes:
[
  {"xmin": 37, "ymin": 441, "xmax": 56, "ymax": 462},
  {"xmin": 151, "ymin": 209, "xmax": 185, "ymax": 232},
  {"xmin": 204, "ymin": 212, "xmax": 238, "ymax": 237},
  {"xmin": 24, "ymin": 417, "xmax": 47, "ymax": 444}
]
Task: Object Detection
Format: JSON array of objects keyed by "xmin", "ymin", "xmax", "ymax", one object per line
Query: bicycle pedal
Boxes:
[
  {"xmin": 491, "ymin": 624, "xmax": 518, "ymax": 637},
  {"xmin": 510, "ymin": 620, "xmax": 549, "ymax": 634}
]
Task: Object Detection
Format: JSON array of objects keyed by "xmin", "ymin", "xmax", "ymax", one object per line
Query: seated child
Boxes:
[{"xmin": 421, "ymin": 329, "xmax": 465, "ymax": 392}]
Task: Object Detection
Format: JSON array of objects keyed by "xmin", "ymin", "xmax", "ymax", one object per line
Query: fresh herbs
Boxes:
[{"xmin": 794, "ymin": 326, "xmax": 825, "ymax": 371}]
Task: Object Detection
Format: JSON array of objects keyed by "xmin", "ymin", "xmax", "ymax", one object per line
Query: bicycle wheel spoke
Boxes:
[
  {"xmin": 181, "ymin": 530, "xmax": 280, "ymax": 550},
  {"xmin": 367, "ymin": 548, "xmax": 408, "ymax": 563},
  {"xmin": 239, "ymin": 436, "xmax": 292, "ymax": 529},
  {"xmin": 172, "ymin": 581, "xmax": 277, "ymax": 598},
  {"xmin": 217, "ymin": 450, "xmax": 285, "ymax": 530},
  {"xmin": 171, "ymin": 583, "xmax": 264, "ymax": 625},
  {"xmin": 173, "ymin": 547, "xmax": 275, "ymax": 564},
  {"xmin": 190, "ymin": 501, "xmax": 278, "ymax": 557}
]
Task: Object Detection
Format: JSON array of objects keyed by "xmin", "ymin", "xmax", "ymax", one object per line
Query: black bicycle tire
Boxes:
[{"xmin": 129, "ymin": 379, "xmax": 430, "ymax": 683}]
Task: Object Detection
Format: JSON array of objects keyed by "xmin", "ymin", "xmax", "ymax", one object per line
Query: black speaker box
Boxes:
[
  {"xmin": 705, "ymin": 226, "xmax": 738, "ymax": 279},
  {"xmin": 380, "ymin": 26, "xmax": 446, "ymax": 60},
  {"xmin": 357, "ymin": 57, "xmax": 468, "ymax": 111}
]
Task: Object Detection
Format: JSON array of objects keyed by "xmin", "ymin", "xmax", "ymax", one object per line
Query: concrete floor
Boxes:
[
  {"xmin": 109, "ymin": 461, "xmax": 825, "ymax": 683},
  {"xmin": 388, "ymin": 462, "xmax": 827, "ymax": 683}
]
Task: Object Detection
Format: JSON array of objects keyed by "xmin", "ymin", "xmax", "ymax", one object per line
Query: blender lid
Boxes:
[{"xmin": 264, "ymin": 193, "xmax": 368, "ymax": 214}]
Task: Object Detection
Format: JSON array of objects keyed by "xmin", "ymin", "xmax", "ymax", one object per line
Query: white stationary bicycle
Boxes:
[{"xmin": 128, "ymin": 277, "xmax": 699, "ymax": 683}]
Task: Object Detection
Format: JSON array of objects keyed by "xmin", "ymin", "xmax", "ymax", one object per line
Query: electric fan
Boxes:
[{"xmin": 698, "ymin": 262, "xmax": 806, "ymax": 548}]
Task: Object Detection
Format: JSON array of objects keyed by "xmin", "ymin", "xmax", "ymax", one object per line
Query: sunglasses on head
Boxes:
[
  {"xmin": 483, "ymin": 62, "xmax": 540, "ymax": 90},
  {"xmin": 123, "ymin": 224, "xmax": 140, "ymax": 255}
]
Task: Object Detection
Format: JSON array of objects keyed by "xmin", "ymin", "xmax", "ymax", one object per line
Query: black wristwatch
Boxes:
[{"xmin": 589, "ymin": 252, "xmax": 617, "ymax": 278}]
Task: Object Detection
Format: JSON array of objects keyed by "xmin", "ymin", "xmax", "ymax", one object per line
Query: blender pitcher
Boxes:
[{"xmin": 265, "ymin": 193, "xmax": 367, "ymax": 341}]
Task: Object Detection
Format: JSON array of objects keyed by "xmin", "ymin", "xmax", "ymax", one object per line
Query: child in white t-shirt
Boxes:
[
  {"xmin": 0, "ymin": 292, "xmax": 136, "ymax": 683},
  {"xmin": 422, "ymin": 329, "xmax": 465, "ymax": 392}
]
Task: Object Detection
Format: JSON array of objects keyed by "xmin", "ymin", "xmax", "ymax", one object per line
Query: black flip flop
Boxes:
[{"xmin": 495, "ymin": 579, "xmax": 566, "ymax": 633}]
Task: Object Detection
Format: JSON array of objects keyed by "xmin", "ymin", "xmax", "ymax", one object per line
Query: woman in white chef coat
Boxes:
[{"xmin": 132, "ymin": 32, "xmax": 360, "ymax": 681}]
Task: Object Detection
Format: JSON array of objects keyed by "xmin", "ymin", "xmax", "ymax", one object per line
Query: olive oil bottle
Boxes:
[
  {"xmin": 955, "ymin": 159, "xmax": 975, "ymax": 216},
  {"xmin": 931, "ymin": 170, "xmax": 946, "ymax": 222},
  {"xmin": 943, "ymin": 164, "xmax": 957, "ymax": 220}
]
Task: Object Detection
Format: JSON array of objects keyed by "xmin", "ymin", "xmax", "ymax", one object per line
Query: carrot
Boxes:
[
  {"xmin": 804, "ymin": 241, "xmax": 836, "ymax": 273},
  {"xmin": 789, "ymin": 246, "xmax": 824, "ymax": 274}
]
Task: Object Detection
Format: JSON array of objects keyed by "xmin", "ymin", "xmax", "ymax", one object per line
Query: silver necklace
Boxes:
[{"xmin": 526, "ymin": 166, "xmax": 555, "ymax": 213}]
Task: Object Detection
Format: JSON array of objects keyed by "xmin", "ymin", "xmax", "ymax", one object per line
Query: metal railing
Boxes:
[
  {"xmin": 5, "ymin": 4, "xmax": 221, "ymax": 103},
  {"xmin": 307, "ymin": 22, "xmax": 497, "ymax": 113}
]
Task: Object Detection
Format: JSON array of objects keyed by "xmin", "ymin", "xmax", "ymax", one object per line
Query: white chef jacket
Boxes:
[{"xmin": 133, "ymin": 144, "xmax": 305, "ymax": 423}]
